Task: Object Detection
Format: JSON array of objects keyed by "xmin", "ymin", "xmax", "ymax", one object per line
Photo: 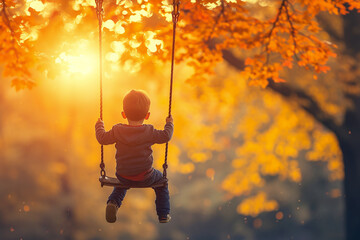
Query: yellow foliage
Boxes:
[
  {"xmin": 306, "ymin": 130, "xmax": 344, "ymax": 180},
  {"xmin": 154, "ymin": 143, "xmax": 180, "ymax": 171},
  {"xmin": 259, "ymin": 154, "xmax": 286, "ymax": 176},
  {"xmin": 288, "ymin": 160, "xmax": 302, "ymax": 182},
  {"xmin": 222, "ymin": 170, "xmax": 264, "ymax": 196},
  {"xmin": 232, "ymin": 102, "xmax": 313, "ymax": 185},
  {"xmin": 178, "ymin": 162, "xmax": 195, "ymax": 174},
  {"xmin": 189, "ymin": 152, "xmax": 210, "ymax": 163},
  {"xmin": 232, "ymin": 158, "xmax": 247, "ymax": 168},
  {"xmin": 237, "ymin": 192, "xmax": 279, "ymax": 217}
]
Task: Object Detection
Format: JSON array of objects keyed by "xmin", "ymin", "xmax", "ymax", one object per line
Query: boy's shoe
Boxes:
[
  {"xmin": 106, "ymin": 200, "xmax": 118, "ymax": 223},
  {"xmin": 158, "ymin": 214, "xmax": 171, "ymax": 223}
]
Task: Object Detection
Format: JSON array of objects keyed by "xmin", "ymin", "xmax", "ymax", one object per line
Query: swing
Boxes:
[{"xmin": 95, "ymin": 0, "xmax": 180, "ymax": 188}]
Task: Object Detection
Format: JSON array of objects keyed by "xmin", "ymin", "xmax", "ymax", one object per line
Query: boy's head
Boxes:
[{"xmin": 122, "ymin": 89, "xmax": 150, "ymax": 122}]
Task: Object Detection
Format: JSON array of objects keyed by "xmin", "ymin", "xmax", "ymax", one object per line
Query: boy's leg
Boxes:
[
  {"xmin": 106, "ymin": 187, "xmax": 127, "ymax": 223},
  {"xmin": 107, "ymin": 187, "xmax": 127, "ymax": 207},
  {"xmin": 150, "ymin": 169, "xmax": 170, "ymax": 220},
  {"xmin": 154, "ymin": 185, "xmax": 170, "ymax": 217}
]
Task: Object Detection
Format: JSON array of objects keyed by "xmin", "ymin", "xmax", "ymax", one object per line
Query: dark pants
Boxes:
[{"xmin": 107, "ymin": 169, "xmax": 170, "ymax": 217}]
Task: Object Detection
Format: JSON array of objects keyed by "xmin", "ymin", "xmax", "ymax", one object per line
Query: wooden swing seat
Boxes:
[{"xmin": 99, "ymin": 176, "xmax": 168, "ymax": 188}]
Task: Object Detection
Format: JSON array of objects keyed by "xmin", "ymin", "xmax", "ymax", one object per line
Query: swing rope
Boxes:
[
  {"xmin": 95, "ymin": 0, "xmax": 106, "ymax": 178},
  {"xmin": 95, "ymin": 0, "xmax": 180, "ymax": 182},
  {"xmin": 163, "ymin": 0, "xmax": 180, "ymax": 179}
]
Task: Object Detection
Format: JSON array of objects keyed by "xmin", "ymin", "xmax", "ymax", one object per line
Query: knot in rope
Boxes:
[
  {"xmin": 95, "ymin": 0, "xmax": 104, "ymax": 21},
  {"xmin": 172, "ymin": 0, "xmax": 180, "ymax": 24}
]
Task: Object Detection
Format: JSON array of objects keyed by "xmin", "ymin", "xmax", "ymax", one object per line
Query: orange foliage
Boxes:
[{"xmin": 0, "ymin": 0, "xmax": 359, "ymax": 88}]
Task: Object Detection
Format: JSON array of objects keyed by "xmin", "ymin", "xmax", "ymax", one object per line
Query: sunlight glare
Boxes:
[
  {"xmin": 204, "ymin": 0, "xmax": 221, "ymax": 10},
  {"xmin": 241, "ymin": 0, "xmax": 258, "ymax": 3},
  {"xmin": 29, "ymin": 0, "xmax": 45, "ymax": 12},
  {"xmin": 114, "ymin": 22, "xmax": 125, "ymax": 34},
  {"xmin": 56, "ymin": 52, "xmax": 98, "ymax": 75},
  {"xmin": 145, "ymin": 31, "xmax": 163, "ymax": 54},
  {"xmin": 73, "ymin": 0, "xmax": 95, "ymax": 11},
  {"xmin": 111, "ymin": 41, "xmax": 126, "ymax": 55},
  {"xmin": 103, "ymin": 20, "xmax": 115, "ymax": 31},
  {"xmin": 160, "ymin": 0, "xmax": 173, "ymax": 22},
  {"xmin": 106, "ymin": 52, "xmax": 120, "ymax": 62},
  {"xmin": 25, "ymin": 0, "xmax": 56, "ymax": 17}
]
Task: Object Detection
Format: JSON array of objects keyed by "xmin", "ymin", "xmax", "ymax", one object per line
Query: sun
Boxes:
[
  {"xmin": 56, "ymin": 51, "xmax": 98, "ymax": 75},
  {"xmin": 51, "ymin": 39, "xmax": 100, "ymax": 95},
  {"xmin": 55, "ymin": 39, "xmax": 99, "ymax": 76}
]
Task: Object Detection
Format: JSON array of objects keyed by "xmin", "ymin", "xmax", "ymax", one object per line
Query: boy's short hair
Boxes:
[{"xmin": 123, "ymin": 90, "xmax": 150, "ymax": 121}]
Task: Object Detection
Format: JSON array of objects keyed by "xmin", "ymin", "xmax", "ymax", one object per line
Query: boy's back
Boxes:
[{"xmin": 95, "ymin": 122, "xmax": 173, "ymax": 179}]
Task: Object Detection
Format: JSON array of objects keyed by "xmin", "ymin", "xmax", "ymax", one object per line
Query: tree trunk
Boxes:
[
  {"xmin": 339, "ymin": 132, "xmax": 360, "ymax": 240},
  {"xmin": 341, "ymin": 9, "xmax": 360, "ymax": 240},
  {"xmin": 340, "ymin": 89, "xmax": 360, "ymax": 239}
]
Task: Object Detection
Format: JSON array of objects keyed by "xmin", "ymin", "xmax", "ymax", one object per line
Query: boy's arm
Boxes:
[
  {"xmin": 152, "ymin": 116, "xmax": 174, "ymax": 144},
  {"xmin": 95, "ymin": 119, "xmax": 117, "ymax": 145}
]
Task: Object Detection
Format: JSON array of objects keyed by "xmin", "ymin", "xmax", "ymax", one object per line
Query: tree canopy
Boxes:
[{"xmin": 1, "ymin": 0, "xmax": 360, "ymax": 89}]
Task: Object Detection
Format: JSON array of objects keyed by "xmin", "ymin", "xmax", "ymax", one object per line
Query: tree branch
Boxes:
[
  {"xmin": 222, "ymin": 49, "xmax": 346, "ymax": 139},
  {"xmin": 264, "ymin": 0, "xmax": 286, "ymax": 64},
  {"xmin": 283, "ymin": 0, "xmax": 299, "ymax": 60},
  {"xmin": 267, "ymin": 79, "xmax": 345, "ymax": 138},
  {"xmin": 316, "ymin": 13, "xmax": 343, "ymax": 42},
  {"xmin": 1, "ymin": 0, "xmax": 15, "ymax": 38},
  {"xmin": 206, "ymin": 0, "xmax": 226, "ymax": 42},
  {"xmin": 1, "ymin": 0, "xmax": 19, "ymax": 60}
]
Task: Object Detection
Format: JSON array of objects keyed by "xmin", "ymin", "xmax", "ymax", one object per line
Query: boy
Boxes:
[{"xmin": 95, "ymin": 89, "xmax": 174, "ymax": 223}]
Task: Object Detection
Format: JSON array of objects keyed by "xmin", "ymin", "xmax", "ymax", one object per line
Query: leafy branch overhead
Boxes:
[{"xmin": 0, "ymin": 0, "xmax": 360, "ymax": 89}]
